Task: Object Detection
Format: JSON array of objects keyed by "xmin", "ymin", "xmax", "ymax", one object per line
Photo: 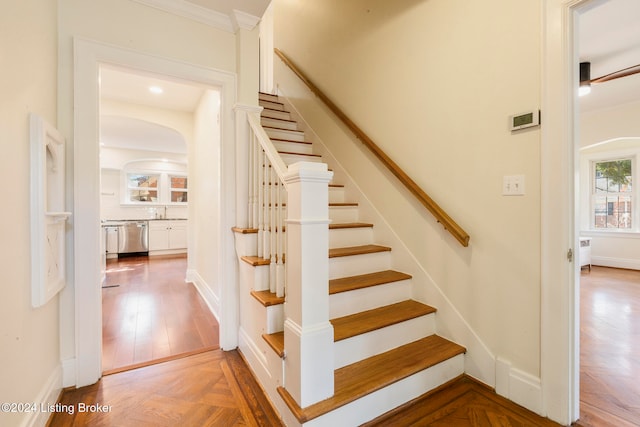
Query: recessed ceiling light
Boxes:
[{"xmin": 149, "ymin": 86, "xmax": 164, "ymax": 94}]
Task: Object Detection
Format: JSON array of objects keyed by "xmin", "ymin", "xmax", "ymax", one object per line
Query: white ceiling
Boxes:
[{"xmin": 579, "ymin": 0, "xmax": 640, "ymax": 112}]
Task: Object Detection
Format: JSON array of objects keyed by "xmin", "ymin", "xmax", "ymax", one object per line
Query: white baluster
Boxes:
[
  {"xmin": 269, "ymin": 167, "xmax": 277, "ymax": 293},
  {"xmin": 276, "ymin": 179, "xmax": 286, "ymax": 298},
  {"xmin": 263, "ymin": 155, "xmax": 271, "ymax": 264},
  {"xmin": 257, "ymin": 148, "xmax": 265, "ymax": 258}
]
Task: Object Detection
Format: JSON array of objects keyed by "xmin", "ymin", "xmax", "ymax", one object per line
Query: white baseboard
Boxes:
[
  {"xmin": 186, "ymin": 269, "xmax": 220, "ymax": 321},
  {"xmin": 20, "ymin": 365, "xmax": 62, "ymax": 427},
  {"xmin": 495, "ymin": 358, "xmax": 543, "ymax": 416},
  {"xmin": 591, "ymin": 256, "xmax": 640, "ymax": 271}
]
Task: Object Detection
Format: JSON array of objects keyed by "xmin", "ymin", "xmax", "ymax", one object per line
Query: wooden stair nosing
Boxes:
[
  {"xmin": 262, "ymin": 332, "xmax": 285, "ymax": 358},
  {"xmin": 331, "ymin": 300, "xmax": 436, "ymax": 342},
  {"xmin": 329, "ymin": 184, "xmax": 345, "ymax": 188},
  {"xmin": 329, "ymin": 244, "xmax": 391, "ymax": 258},
  {"xmin": 329, "ymin": 202, "xmax": 358, "ymax": 207},
  {"xmin": 329, "ymin": 270, "xmax": 412, "ymax": 295},
  {"xmin": 277, "ymin": 335, "xmax": 466, "ymax": 423},
  {"xmin": 241, "ymin": 256, "xmax": 271, "ymax": 266},
  {"xmin": 270, "ymin": 137, "xmax": 313, "ymax": 145},
  {"xmin": 329, "ymin": 222, "xmax": 373, "ymax": 230},
  {"xmin": 250, "ymin": 290, "xmax": 285, "ymax": 307},
  {"xmin": 263, "ymin": 125, "xmax": 304, "ymax": 134},
  {"xmin": 261, "ymin": 116, "xmax": 298, "ymax": 125},
  {"xmin": 231, "ymin": 227, "xmax": 259, "ymax": 234},
  {"xmin": 260, "ymin": 106, "xmax": 290, "ymax": 114},
  {"xmin": 278, "ymin": 150, "xmax": 322, "ymax": 158}
]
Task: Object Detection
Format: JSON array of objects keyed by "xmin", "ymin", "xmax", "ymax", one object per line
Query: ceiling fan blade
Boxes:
[{"xmin": 591, "ymin": 64, "xmax": 640, "ymax": 84}]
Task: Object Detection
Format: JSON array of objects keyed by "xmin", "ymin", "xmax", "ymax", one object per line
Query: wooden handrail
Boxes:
[{"xmin": 274, "ymin": 48, "xmax": 470, "ymax": 247}]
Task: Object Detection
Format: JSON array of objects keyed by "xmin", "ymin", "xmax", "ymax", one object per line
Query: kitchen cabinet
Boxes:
[{"xmin": 149, "ymin": 220, "xmax": 187, "ymax": 253}]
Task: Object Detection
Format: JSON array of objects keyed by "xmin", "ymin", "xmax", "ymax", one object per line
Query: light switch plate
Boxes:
[{"xmin": 503, "ymin": 175, "xmax": 525, "ymax": 196}]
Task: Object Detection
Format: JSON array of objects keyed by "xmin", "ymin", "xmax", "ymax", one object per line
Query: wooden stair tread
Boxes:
[
  {"xmin": 241, "ymin": 256, "xmax": 270, "ymax": 266},
  {"xmin": 329, "ymin": 184, "xmax": 345, "ymax": 188},
  {"xmin": 277, "ymin": 335, "xmax": 466, "ymax": 423},
  {"xmin": 231, "ymin": 227, "xmax": 258, "ymax": 234},
  {"xmin": 331, "ymin": 300, "xmax": 436, "ymax": 342},
  {"xmin": 262, "ymin": 332, "xmax": 285, "ymax": 358},
  {"xmin": 250, "ymin": 290, "xmax": 285, "ymax": 307},
  {"xmin": 329, "ymin": 244, "xmax": 391, "ymax": 258},
  {"xmin": 329, "ymin": 222, "xmax": 372, "ymax": 230},
  {"xmin": 329, "ymin": 270, "xmax": 412, "ymax": 295}
]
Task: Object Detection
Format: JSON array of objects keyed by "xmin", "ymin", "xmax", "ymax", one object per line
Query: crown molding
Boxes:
[
  {"xmin": 131, "ymin": 0, "xmax": 235, "ymax": 33},
  {"xmin": 232, "ymin": 9, "xmax": 261, "ymax": 31}
]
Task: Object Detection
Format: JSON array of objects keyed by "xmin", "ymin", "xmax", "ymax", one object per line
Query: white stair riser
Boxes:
[
  {"xmin": 334, "ymin": 314, "xmax": 436, "ymax": 369},
  {"xmin": 261, "ymin": 109, "xmax": 292, "ymax": 120},
  {"xmin": 329, "ymin": 206, "xmax": 359, "ymax": 222},
  {"xmin": 265, "ymin": 127, "xmax": 306, "ymax": 142},
  {"xmin": 259, "ymin": 100, "xmax": 286, "ymax": 111},
  {"xmin": 329, "ymin": 227, "xmax": 373, "ymax": 248},
  {"xmin": 265, "ymin": 304, "xmax": 284, "ymax": 335},
  {"xmin": 239, "ymin": 262, "xmax": 269, "ymax": 292},
  {"xmin": 272, "ymin": 140, "xmax": 314, "ymax": 155},
  {"xmin": 280, "ymin": 153, "xmax": 323, "ymax": 164},
  {"xmin": 329, "ymin": 279, "xmax": 412, "ymax": 318},
  {"xmin": 261, "ymin": 117, "xmax": 299, "ymax": 131},
  {"xmin": 329, "ymin": 187, "xmax": 346, "ymax": 203},
  {"xmin": 329, "ymin": 251, "xmax": 391, "ymax": 279},
  {"xmin": 259, "ymin": 93, "xmax": 280, "ymax": 103},
  {"xmin": 304, "ymin": 354, "xmax": 465, "ymax": 427}
]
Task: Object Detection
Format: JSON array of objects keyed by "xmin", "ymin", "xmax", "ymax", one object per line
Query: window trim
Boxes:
[
  {"xmin": 582, "ymin": 150, "xmax": 638, "ymax": 234},
  {"xmin": 120, "ymin": 160, "xmax": 188, "ymax": 206}
]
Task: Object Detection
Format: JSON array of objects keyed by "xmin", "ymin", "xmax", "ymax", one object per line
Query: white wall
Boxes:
[
  {"xmin": 273, "ymin": 0, "xmax": 542, "ymax": 380},
  {"xmin": 189, "ymin": 90, "xmax": 223, "ymax": 316},
  {"xmin": 0, "ymin": 1, "xmax": 62, "ymax": 426},
  {"xmin": 579, "ymin": 102, "xmax": 640, "ymax": 269}
]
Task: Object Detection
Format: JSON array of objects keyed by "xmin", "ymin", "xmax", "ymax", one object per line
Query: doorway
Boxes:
[
  {"xmin": 98, "ymin": 65, "xmax": 221, "ymax": 374},
  {"xmin": 73, "ymin": 39, "xmax": 238, "ymax": 388},
  {"xmin": 575, "ymin": 0, "xmax": 640, "ymax": 425}
]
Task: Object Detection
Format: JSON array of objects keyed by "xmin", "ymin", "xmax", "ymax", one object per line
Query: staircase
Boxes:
[{"xmin": 234, "ymin": 93, "xmax": 467, "ymax": 426}]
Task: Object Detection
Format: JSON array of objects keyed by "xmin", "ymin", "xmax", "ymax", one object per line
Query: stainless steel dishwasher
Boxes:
[{"xmin": 117, "ymin": 221, "xmax": 149, "ymax": 255}]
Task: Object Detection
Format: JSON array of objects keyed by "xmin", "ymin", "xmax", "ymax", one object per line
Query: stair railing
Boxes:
[
  {"xmin": 247, "ymin": 112, "xmax": 288, "ymax": 297},
  {"xmin": 274, "ymin": 48, "xmax": 470, "ymax": 247},
  {"xmin": 238, "ymin": 104, "xmax": 336, "ymax": 408}
]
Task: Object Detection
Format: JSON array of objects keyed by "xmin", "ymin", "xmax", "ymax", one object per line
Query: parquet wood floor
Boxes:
[
  {"xmin": 47, "ymin": 350, "xmax": 283, "ymax": 427},
  {"xmin": 577, "ymin": 266, "xmax": 640, "ymax": 427},
  {"xmin": 102, "ymin": 255, "xmax": 219, "ymax": 374}
]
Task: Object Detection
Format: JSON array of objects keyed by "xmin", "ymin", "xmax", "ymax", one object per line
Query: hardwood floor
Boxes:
[
  {"xmin": 102, "ymin": 255, "xmax": 219, "ymax": 374},
  {"xmin": 51, "ymin": 261, "xmax": 635, "ymax": 426},
  {"xmin": 577, "ymin": 266, "xmax": 640, "ymax": 427},
  {"xmin": 47, "ymin": 350, "xmax": 283, "ymax": 427}
]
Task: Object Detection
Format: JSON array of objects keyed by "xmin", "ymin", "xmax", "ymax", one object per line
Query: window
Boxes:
[
  {"xmin": 124, "ymin": 171, "xmax": 187, "ymax": 205},
  {"xmin": 127, "ymin": 173, "xmax": 159, "ymax": 203},
  {"xmin": 170, "ymin": 175, "xmax": 188, "ymax": 203},
  {"xmin": 593, "ymin": 159, "xmax": 632, "ymax": 229}
]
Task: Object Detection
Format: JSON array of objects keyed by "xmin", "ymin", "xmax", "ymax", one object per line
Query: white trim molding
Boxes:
[
  {"xmin": 20, "ymin": 365, "xmax": 62, "ymax": 427},
  {"xmin": 131, "ymin": 0, "xmax": 261, "ymax": 34},
  {"xmin": 186, "ymin": 269, "xmax": 220, "ymax": 321}
]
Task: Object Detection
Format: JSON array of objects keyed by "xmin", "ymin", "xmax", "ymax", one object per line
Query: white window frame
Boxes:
[
  {"xmin": 121, "ymin": 162, "xmax": 188, "ymax": 206},
  {"xmin": 582, "ymin": 151, "xmax": 638, "ymax": 234},
  {"xmin": 168, "ymin": 174, "xmax": 188, "ymax": 203}
]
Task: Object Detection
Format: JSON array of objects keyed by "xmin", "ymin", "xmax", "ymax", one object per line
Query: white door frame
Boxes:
[
  {"xmin": 541, "ymin": 0, "xmax": 591, "ymax": 424},
  {"xmin": 73, "ymin": 38, "xmax": 237, "ymax": 387}
]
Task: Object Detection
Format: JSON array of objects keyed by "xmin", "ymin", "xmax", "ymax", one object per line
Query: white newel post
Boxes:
[
  {"xmin": 234, "ymin": 104, "xmax": 263, "ymax": 229},
  {"xmin": 283, "ymin": 161, "xmax": 335, "ymax": 408}
]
